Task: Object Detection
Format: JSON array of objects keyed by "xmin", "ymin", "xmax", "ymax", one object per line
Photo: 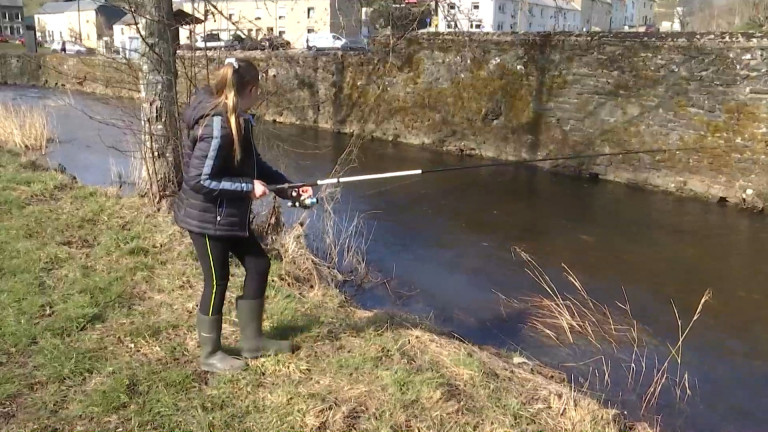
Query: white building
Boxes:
[
  {"xmin": 609, "ymin": 0, "xmax": 626, "ymax": 30},
  {"xmin": 437, "ymin": 0, "xmax": 580, "ymax": 32},
  {"xmin": 523, "ymin": 0, "xmax": 581, "ymax": 32},
  {"xmin": 624, "ymin": 0, "xmax": 654, "ymax": 27},
  {"xmin": 574, "ymin": 0, "xmax": 612, "ymax": 31}
]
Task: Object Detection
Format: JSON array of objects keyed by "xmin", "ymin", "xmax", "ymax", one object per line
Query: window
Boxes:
[
  {"xmin": 471, "ymin": 2, "xmax": 479, "ymax": 11},
  {"xmin": 498, "ymin": 2, "xmax": 506, "ymax": 13},
  {"xmin": 278, "ymin": 6, "xmax": 286, "ymax": 20},
  {"xmin": 267, "ymin": 26, "xmax": 274, "ymax": 35},
  {"xmin": 228, "ymin": 9, "xmax": 236, "ymax": 21},
  {"xmin": 278, "ymin": 28, "xmax": 285, "ymax": 37},
  {"xmin": 446, "ymin": 21, "xmax": 454, "ymax": 29},
  {"xmin": 1, "ymin": 12, "xmax": 7, "ymax": 20},
  {"xmin": 121, "ymin": 28, "xmax": 124, "ymax": 35},
  {"xmin": 510, "ymin": 22, "xmax": 516, "ymax": 30},
  {"xmin": 247, "ymin": 29, "xmax": 253, "ymax": 36},
  {"xmin": 528, "ymin": 5, "xmax": 533, "ymax": 15},
  {"xmin": 497, "ymin": 22, "xmax": 504, "ymax": 31},
  {"xmin": 448, "ymin": 3, "xmax": 456, "ymax": 11},
  {"xmin": 307, "ymin": 27, "xmax": 314, "ymax": 33},
  {"xmin": 255, "ymin": 8, "xmax": 263, "ymax": 20},
  {"xmin": 540, "ymin": 7, "xmax": 543, "ymax": 17},
  {"xmin": 307, "ymin": 7, "xmax": 314, "ymax": 18},
  {"xmin": 470, "ymin": 21, "xmax": 482, "ymax": 30},
  {"xmin": 13, "ymin": 12, "xmax": 20, "ymax": 21}
]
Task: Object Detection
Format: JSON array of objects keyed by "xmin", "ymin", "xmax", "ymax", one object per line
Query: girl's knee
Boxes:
[{"xmin": 247, "ymin": 255, "xmax": 271, "ymax": 274}]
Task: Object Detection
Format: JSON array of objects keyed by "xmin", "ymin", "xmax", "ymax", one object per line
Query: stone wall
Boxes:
[{"xmin": 1, "ymin": 32, "xmax": 767, "ymax": 209}]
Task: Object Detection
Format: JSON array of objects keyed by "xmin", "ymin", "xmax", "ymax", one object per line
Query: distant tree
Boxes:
[
  {"xmin": 364, "ymin": 0, "xmax": 432, "ymax": 34},
  {"xmin": 743, "ymin": 0, "xmax": 768, "ymax": 29}
]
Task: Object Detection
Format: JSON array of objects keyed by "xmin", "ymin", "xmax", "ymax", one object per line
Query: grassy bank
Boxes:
[{"xmin": 0, "ymin": 149, "xmax": 638, "ymax": 431}]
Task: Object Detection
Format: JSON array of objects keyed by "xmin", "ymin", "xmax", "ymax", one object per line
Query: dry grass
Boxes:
[
  {"xmin": 254, "ymin": 132, "xmax": 380, "ymax": 293},
  {"xmin": 508, "ymin": 246, "xmax": 712, "ymax": 418},
  {"xmin": 0, "ymin": 103, "xmax": 53, "ymax": 154},
  {"xmin": 0, "ymin": 147, "xmax": 639, "ymax": 432},
  {"xmin": 109, "ymin": 154, "xmax": 144, "ymax": 190}
]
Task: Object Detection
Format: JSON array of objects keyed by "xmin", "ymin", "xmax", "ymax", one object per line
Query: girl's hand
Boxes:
[
  {"xmin": 252, "ymin": 180, "xmax": 269, "ymax": 199},
  {"xmin": 299, "ymin": 186, "xmax": 313, "ymax": 198}
]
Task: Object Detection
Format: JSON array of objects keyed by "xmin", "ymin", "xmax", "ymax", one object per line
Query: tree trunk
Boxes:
[{"xmin": 140, "ymin": 0, "xmax": 182, "ymax": 205}]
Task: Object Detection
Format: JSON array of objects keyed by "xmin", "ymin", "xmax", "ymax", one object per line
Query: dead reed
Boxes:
[
  {"xmin": 0, "ymin": 103, "xmax": 53, "ymax": 154},
  {"xmin": 509, "ymin": 246, "xmax": 712, "ymax": 416}
]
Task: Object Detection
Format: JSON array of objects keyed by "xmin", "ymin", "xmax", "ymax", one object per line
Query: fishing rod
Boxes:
[{"xmin": 271, "ymin": 145, "xmax": 710, "ymax": 208}]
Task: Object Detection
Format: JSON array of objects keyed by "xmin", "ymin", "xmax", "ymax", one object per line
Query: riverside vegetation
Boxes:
[{"xmin": 0, "ymin": 104, "xmax": 668, "ymax": 431}]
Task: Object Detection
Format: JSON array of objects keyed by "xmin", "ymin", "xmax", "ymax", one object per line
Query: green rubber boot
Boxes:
[
  {"xmin": 196, "ymin": 313, "xmax": 246, "ymax": 373},
  {"xmin": 235, "ymin": 296, "xmax": 293, "ymax": 358}
]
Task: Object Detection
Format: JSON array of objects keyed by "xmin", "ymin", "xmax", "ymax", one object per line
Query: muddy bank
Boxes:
[{"xmin": 1, "ymin": 32, "xmax": 768, "ymax": 210}]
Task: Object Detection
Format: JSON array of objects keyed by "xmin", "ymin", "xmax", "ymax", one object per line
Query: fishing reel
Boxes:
[{"xmin": 287, "ymin": 187, "xmax": 318, "ymax": 209}]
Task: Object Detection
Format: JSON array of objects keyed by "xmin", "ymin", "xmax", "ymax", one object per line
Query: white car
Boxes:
[
  {"xmin": 303, "ymin": 32, "xmax": 347, "ymax": 51},
  {"xmin": 48, "ymin": 40, "xmax": 89, "ymax": 54},
  {"xmin": 194, "ymin": 33, "xmax": 238, "ymax": 50}
]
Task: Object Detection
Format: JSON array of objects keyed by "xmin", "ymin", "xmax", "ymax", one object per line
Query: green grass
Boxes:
[
  {"xmin": 0, "ymin": 42, "xmax": 51, "ymax": 54},
  {"xmin": 0, "ymin": 149, "xmax": 628, "ymax": 432},
  {"xmin": 0, "ymin": 43, "xmax": 25, "ymax": 54}
]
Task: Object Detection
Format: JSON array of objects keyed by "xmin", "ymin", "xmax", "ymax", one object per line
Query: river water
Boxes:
[{"xmin": 4, "ymin": 86, "xmax": 768, "ymax": 432}]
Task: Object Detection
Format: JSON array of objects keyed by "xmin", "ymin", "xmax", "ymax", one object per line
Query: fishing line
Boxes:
[{"xmin": 270, "ymin": 145, "xmax": 717, "ymax": 208}]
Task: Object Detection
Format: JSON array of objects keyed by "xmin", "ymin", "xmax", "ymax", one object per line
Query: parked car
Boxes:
[
  {"xmin": 257, "ymin": 35, "xmax": 291, "ymax": 51},
  {"xmin": 49, "ymin": 40, "xmax": 91, "ymax": 54},
  {"xmin": 194, "ymin": 33, "xmax": 238, "ymax": 50},
  {"xmin": 49, "ymin": 41, "xmax": 96, "ymax": 54},
  {"xmin": 18, "ymin": 37, "xmax": 44, "ymax": 47},
  {"xmin": 304, "ymin": 32, "xmax": 347, "ymax": 51},
  {"xmin": 341, "ymin": 37, "xmax": 369, "ymax": 52},
  {"xmin": 0, "ymin": 36, "xmax": 9, "ymax": 43},
  {"xmin": 236, "ymin": 36, "xmax": 261, "ymax": 51}
]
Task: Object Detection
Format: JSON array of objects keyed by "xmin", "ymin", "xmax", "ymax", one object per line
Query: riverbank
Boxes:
[{"xmin": 0, "ymin": 148, "xmax": 643, "ymax": 431}]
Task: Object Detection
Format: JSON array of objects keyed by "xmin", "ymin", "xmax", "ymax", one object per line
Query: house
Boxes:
[
  {"xmin": 113, "ymin": 7, "xmax": 202, "ymax": 59},
  {"xmin": 573, "ymin": 0, "xmax": 612, "ymax": 31},
  {"xmin": 174, "ymin": 0, "xmax": 363, "ymax": 49},
  {"xmin": 34, "ymin": 0, "xmax": 125, "ymax": 51},
  {"xmin": 521, "ymin": 0, "xmax": 581, "ymax": 32},
  {"xmin": 589, "ymin": 0, "xmax": 612, "ymax": 30},
  {"xmin": 610, "ymin": 0, "xmax": 626, "ymax": 30},
  {"xmin": 0, "ymin": 0, "xmax": 24, "ymax": 38},
  {"xmin": 624, "ymin": 0, "xmax": 654, "ymax": 28},
  {"xmin": 438, "ymin": 0, "xmax": 580, "ymax": 33}
]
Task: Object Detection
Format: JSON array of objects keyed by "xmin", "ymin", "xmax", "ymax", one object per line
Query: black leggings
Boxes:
[{"xmin": 189, "ymin": 231, "xmax": 270, "ymax": 316}]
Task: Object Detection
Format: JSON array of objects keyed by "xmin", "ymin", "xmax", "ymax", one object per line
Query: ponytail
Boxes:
[{"xmin": 209, "ymin": 58, "xmax": 261, "ymax": 163}]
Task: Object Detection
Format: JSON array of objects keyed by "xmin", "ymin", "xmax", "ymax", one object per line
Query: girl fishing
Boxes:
[{"xmin": 173, "ymin": 57, "xmax": 313, "ymax": 373}]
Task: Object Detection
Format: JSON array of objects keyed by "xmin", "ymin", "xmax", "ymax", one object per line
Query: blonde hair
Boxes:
[{"xmin": 210, "ymin": 58, "xmax": 260, "ymax": 162}]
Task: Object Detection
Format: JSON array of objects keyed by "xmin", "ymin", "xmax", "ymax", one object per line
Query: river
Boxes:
[{"xmin": 3, "ymin": 85, "xmax": 767, "ymax": 432}]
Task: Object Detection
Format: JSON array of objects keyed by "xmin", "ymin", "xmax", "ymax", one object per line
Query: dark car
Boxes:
[
  {"xmin": 258, "ymin": 36, "xmax": 291, "ymax": 51},
  {"xmin": 341, "ymin": 37, "xmax": 369, "ymax": 52},
  {"xmin": 236, "ymin": 36, "xmax": 261, "ymax": 51}
]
